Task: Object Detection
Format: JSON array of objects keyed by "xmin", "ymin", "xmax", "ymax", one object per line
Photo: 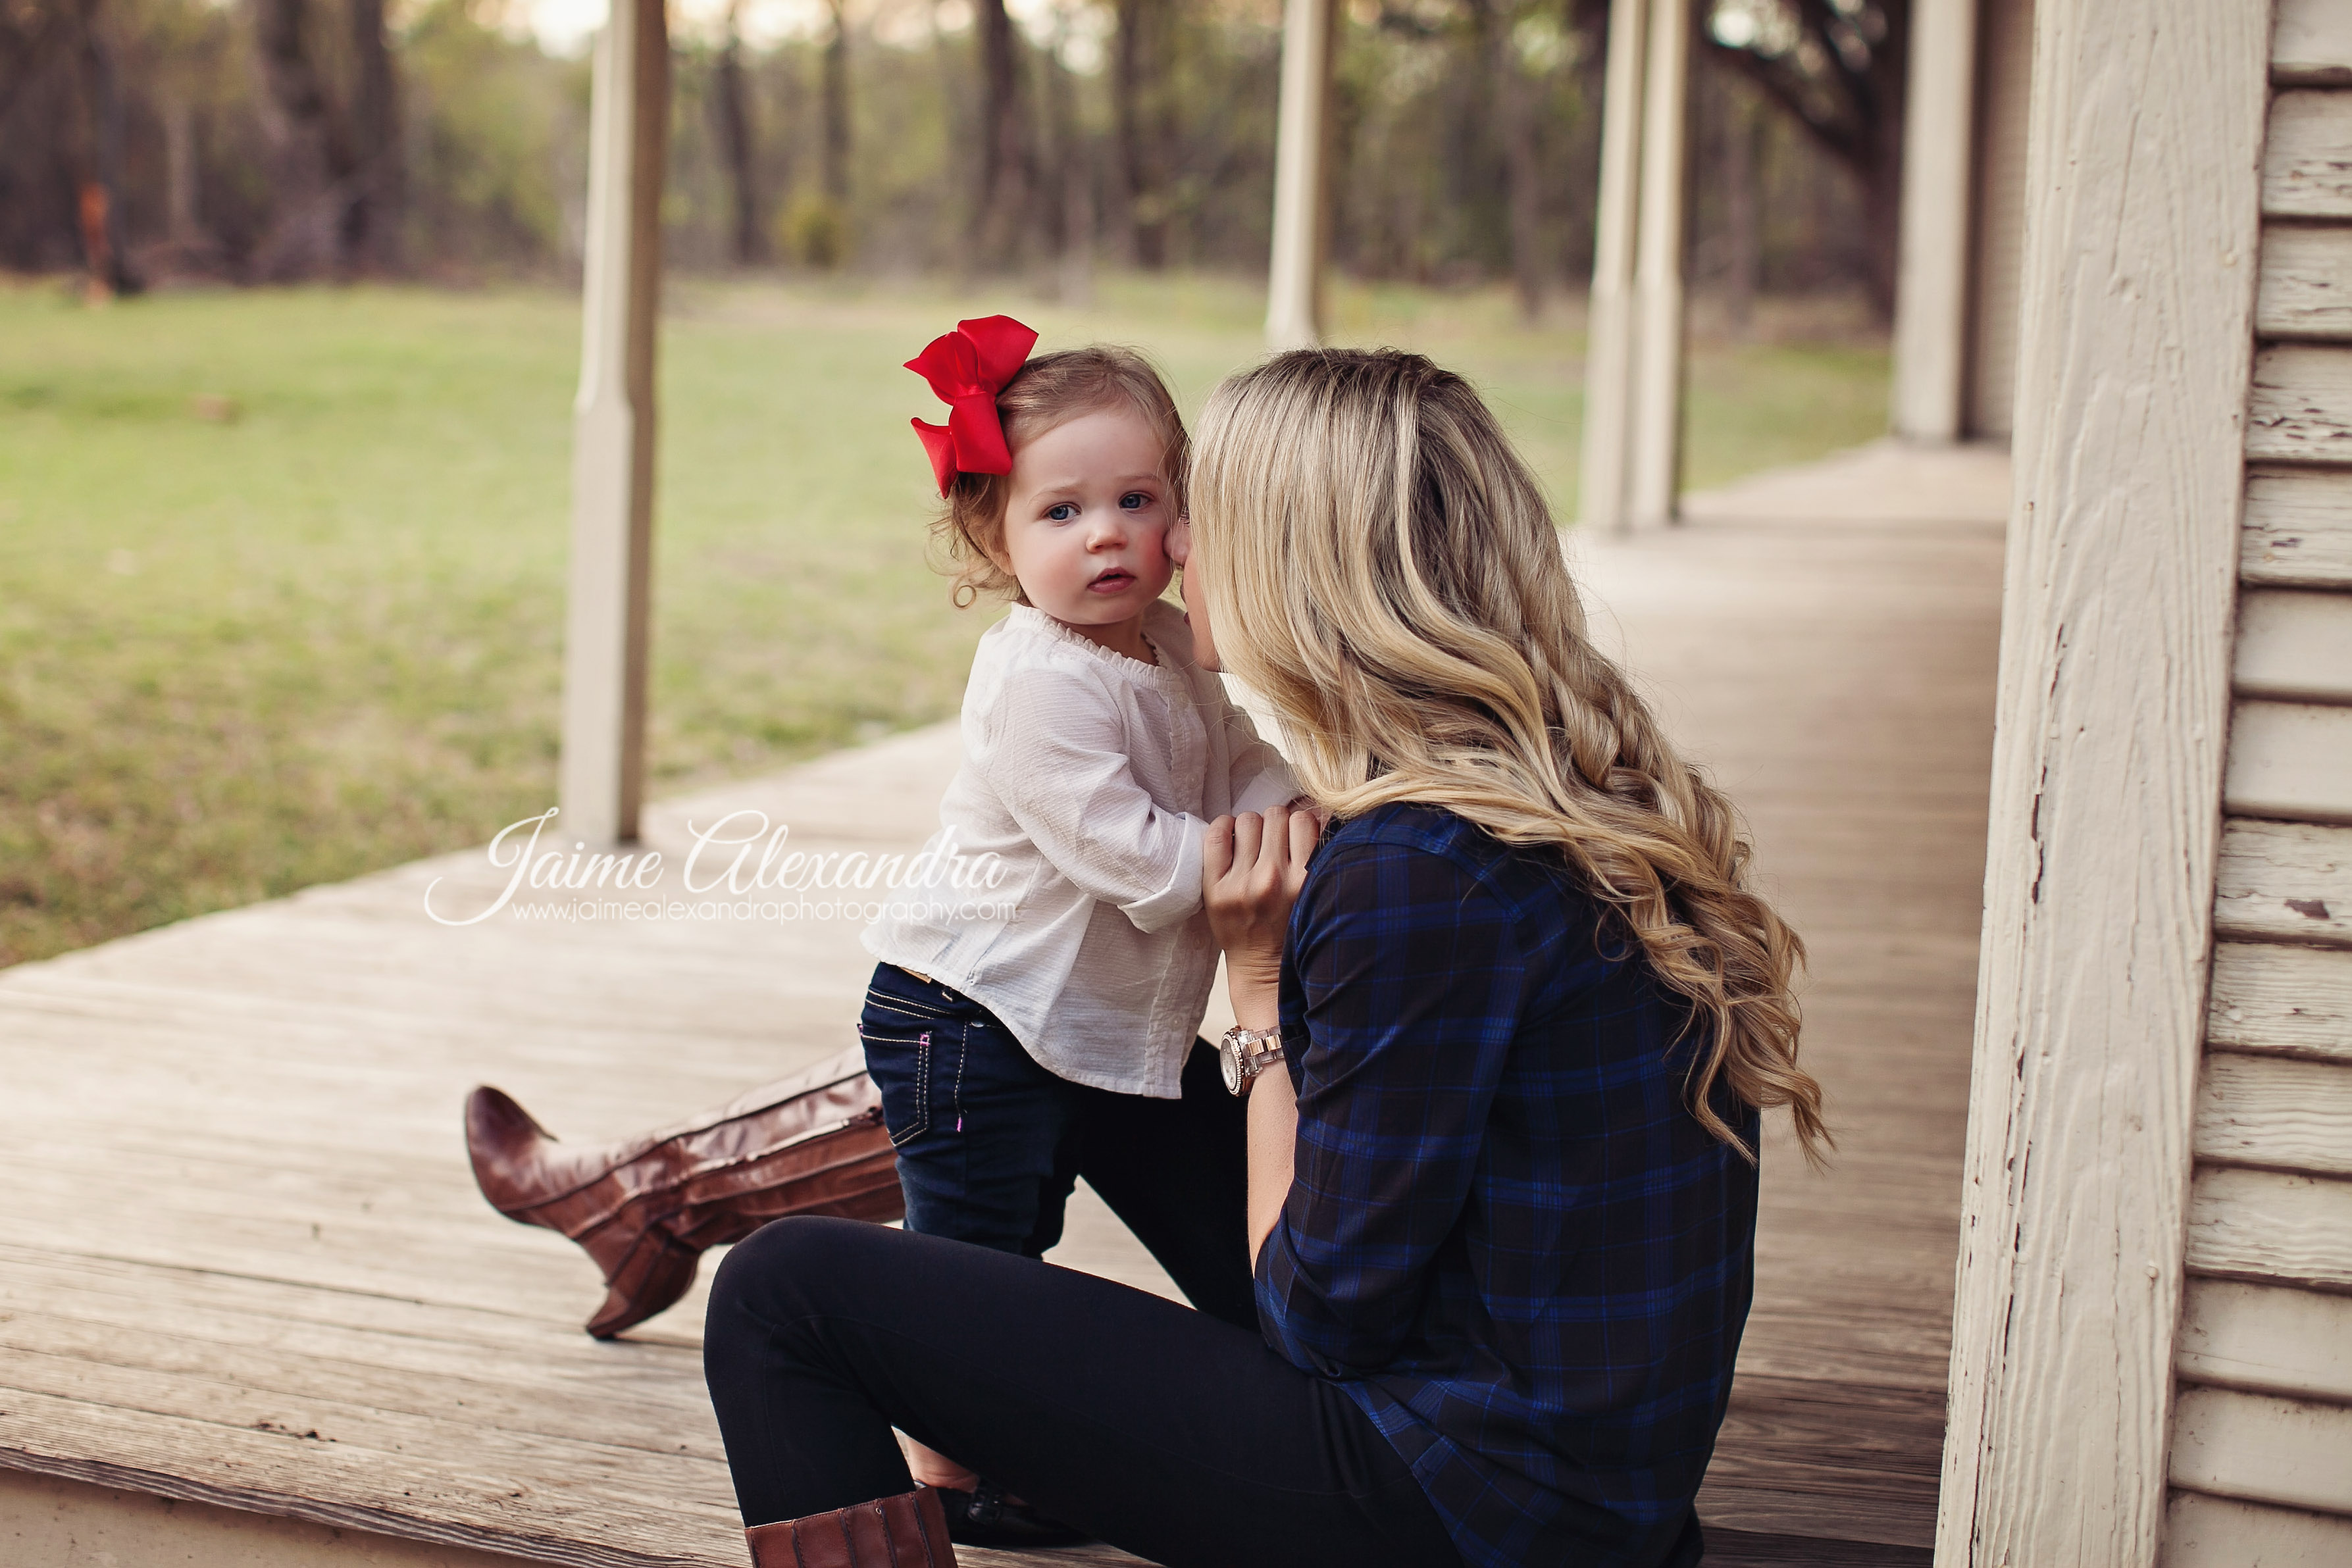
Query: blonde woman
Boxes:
[{"xmin": 702, "ymin": 349, "xmax": 1827, "ymax": 1568}]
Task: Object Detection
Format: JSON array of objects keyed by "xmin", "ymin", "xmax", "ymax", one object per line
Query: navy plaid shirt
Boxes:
[{"xmin": 1255, "ymin": 803, "xmax": 1758, "ymax": 1568}]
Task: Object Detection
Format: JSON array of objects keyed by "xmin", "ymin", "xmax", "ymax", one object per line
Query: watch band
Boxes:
[{"xmin": 1220, "ymin": 1025, "xmax": 1287, "ymax": 1095}]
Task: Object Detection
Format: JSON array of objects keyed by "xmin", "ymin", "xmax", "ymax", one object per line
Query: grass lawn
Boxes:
[{"xmin": 0, "ymin": 271, "xmax": 1889, "ymax": 967}]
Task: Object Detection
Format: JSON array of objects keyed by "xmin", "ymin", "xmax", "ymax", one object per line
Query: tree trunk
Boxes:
[
  {"xmin": 161, "ymin": 89, "xmax": 201, "ymax": 245},
  {"xmin": 1705, "ymin": 0, "xmax": 1911, "ymax": 322},
  {"xmin": 1859, "ymin": 2, "xmax": 1906, "ymax": 318},
  {"xmin": 971, "ymin": 0, "xmax": 1029, "ymax": 267},
  {"xmin": 72, "ymin": 0, "xmax": 134, "ymax": 297},
  {"xmin": 822, "ymin": 0, "xmax": 849, "ymax": 203},
  {"xmin": 1722, "ymin": 74, "xmax": 1757, "ymax": 335},
  {"xmin": 251, "ymin": 0, "xmax": 354, "ymax": 278},
  {"xmin": 1487, "ymin": 2, "xmax": 1545, "ymax": 319},
  {"xmin": 713, "ymin": 1, "xmax": 762, "ymax": 264},
  {"xmin": 346, "ymin": 0, "xmax": 401, "ymax": 270},
  {"xmin": 1113, "ymin": 0, "xmax": 1166, "ymax": 268},
  {"xmin": 1042, "ymin": 39, "xmax": 1091, "ymax": 301}
]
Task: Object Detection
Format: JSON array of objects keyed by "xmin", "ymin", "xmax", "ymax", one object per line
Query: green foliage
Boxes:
[
  {"xmin": 401, "ymin": 0, "xmax": 584, "ymax": 270},
  {"xmin": 780, "ymin": 193, "xmax": 850, "ymax": 270},
  {"xmin": 0, "ymin": 275, "xmax": 1887, "ymax": 969}
]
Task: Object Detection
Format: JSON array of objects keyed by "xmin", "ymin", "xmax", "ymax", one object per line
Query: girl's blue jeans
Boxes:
[{"xmin": 857, "ymin": 961, "xmax": 1254, "ymax": 1329}]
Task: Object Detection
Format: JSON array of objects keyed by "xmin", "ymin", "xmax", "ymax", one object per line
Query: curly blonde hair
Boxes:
[
  {"xmin": 1189, "ymin": 348, "xmax": 1828, "ymax": 1163},
  {"xmin": 933, "ymin": 345, "xmax": 1190, "ymax": 607}
]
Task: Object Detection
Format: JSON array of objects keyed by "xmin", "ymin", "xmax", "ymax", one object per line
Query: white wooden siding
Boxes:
[
  {"xmin": 2169, "ymin": 1386, "xmax": 2352, "ymax": 1515},
  {"xmin": 2176, "ymin": 1279, "xmax": 2352, "ymax": 1403},
  {"xmin": 2211, "ymin": 819, "xmax": 2352, "ymax": 948},
  {"xmin": 2241, "ymin": 467, "xmax": 2352, "ymax": 588},
  {"xmin": 2234, "ymin": 587, "xmax": 2352, "ymax": 699},
  {"xmin": 2193, "ymin": 1053, "xmax": 2352, "ymax": 1176},
  {"xmin": 2272, "ymin": 0, "xmax": 2352, "ymax": 89},
  {"xmin": 2265, "ymin": 91, "xmax": 2352, "ymax": 220},
  {"xmin": 2186, "ymin": 1167, "xmax": 2352, "ymax": 1291},
  {"xmin": 2162, "ymin": 30, "xmax": 2352, "ymax": 1559},
  {"xmin": 2258, "ymin": 227, "xmax": 2352, "ymax": 340},
  {"xmin": 2222, "ymin": 700, "xmax": 2352, "ymax": 822},
  {"xmin": 2248, "ymin": 343, "xmax": 2352, "ymax": 465},
  {"xmin": 2206, "ymin": 942, "xmax": 2352, "ymax": 1061},
  {"xmin": 2164, "ymin": 1490, "xmax": 2352, "ymax": 1568}
]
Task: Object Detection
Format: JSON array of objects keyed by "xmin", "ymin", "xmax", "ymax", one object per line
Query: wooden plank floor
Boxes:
[{"xmin": 0, "ymin": 440, "xmax": 2008, "ymax": 1567}]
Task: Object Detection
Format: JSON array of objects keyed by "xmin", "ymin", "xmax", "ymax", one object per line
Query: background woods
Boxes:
[{"xmin": 1, "ymin": 0, "xmax": 1906, "ymax": 310}]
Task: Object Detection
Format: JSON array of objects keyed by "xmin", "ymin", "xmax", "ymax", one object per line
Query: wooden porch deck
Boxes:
[{"xmin": 0, "ymin": 441, "xmax": 2010, "ymax": 1567}]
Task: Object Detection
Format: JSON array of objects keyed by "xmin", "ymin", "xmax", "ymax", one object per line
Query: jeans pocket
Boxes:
[
  {"xmin": 861, "ymin": 1001, "xmax": 959, "ymax": 1147},
  {"xmin": 865, "ymin": 1024, "xmax": 936, "ymax": 1147}
]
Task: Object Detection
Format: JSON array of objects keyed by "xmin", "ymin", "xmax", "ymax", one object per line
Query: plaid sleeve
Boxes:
[{"xmin": 1255, "ymin": 837, "xmax": 1523, "ymax": 1377}]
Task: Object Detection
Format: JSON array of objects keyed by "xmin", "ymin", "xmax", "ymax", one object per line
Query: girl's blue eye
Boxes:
[
  {"xmin": 1120, "ymin": 492, "xmax": 1150, "ymax": 511},
  {"xmin": 1045, "ymin": 503, "xmax": 1077, "ymax": 522}
]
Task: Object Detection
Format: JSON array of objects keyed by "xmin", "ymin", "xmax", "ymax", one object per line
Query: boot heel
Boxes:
[{"xmin": 744, "ymin": 1486, "xmax": 957, "ymax": 1567}]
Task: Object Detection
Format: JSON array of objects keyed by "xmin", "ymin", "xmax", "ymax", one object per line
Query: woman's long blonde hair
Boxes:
[{"xmin": 1190, "ymin": 348, "xmax": 1827, "ymax": 1162}]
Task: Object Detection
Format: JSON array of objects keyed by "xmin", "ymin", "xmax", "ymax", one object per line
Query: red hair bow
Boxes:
[{"xmin": 906, "ymin": 315, "xmax": 1039, "ymax": 495}]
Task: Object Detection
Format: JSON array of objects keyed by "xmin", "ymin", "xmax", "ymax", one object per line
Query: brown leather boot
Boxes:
[
  {"xmin": 465, "ymin": 1046, "xmax": 905, "ymax": 1338},
  {"xmin": 744, "ymin": 1488, "xmax": 957, "ymax": 1567}
]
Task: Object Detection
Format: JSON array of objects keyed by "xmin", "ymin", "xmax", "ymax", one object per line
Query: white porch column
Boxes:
[
  {"xmin": 561, "ymin": 0, "xmax": 668, "ymax": 847},
  {"xmin": 1577, "ymin": 0, "xmax": 1650, "ymax": 531},
  {"xmin": 1625, "ymin": 0, "xmax": 1689, "ymax": 528},
  {"xmin": 1936, "ymin": 0, "xmax": 2269, "ymax": 1563},
  {"xmin": 1265, "ymin": 0, "xmax": 1335, "ymax": 350},
  {"xmin": 1890, "ymin": 0, "xmax": 1980, "ymax": 442}
]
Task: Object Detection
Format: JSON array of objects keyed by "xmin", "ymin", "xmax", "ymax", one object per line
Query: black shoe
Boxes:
[{"xmin": 932, "ymin": 1479, "xmax": 1091, "ymax": 1548}]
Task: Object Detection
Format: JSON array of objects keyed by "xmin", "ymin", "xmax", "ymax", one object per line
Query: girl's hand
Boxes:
[{"xmin": 1204, "ymin": 804, "xmax": 1321, "ymax": 1027}]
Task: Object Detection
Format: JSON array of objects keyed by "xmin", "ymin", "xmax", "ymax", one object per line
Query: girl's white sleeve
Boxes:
[
  {"xmin": 1221, "ymin": 694, "xmax": 1301, "ymax": 815},
  {"xmin": 972, "ymin": 665, "xmax": 1206, "ymax": 934}
]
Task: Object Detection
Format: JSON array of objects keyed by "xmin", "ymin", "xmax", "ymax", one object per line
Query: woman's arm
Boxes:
[
  {"xmin": 1202, "ymin": 807, "xmax": 1319, "ymax": 1266},
  {"xmin": 1243, "ymin": 1063, "xmax": 1298, "ymax": 1269}
]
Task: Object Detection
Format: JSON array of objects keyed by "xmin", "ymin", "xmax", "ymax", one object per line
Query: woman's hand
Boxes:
[{"xmin": 1204, "ymin": 803, "xmax": 1321, "ymax": 1028}]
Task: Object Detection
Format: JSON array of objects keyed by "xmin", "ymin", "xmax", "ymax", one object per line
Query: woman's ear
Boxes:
[{"xmin": 1167, "ymin": 516, "xmax": 1192, "ymax": 567}]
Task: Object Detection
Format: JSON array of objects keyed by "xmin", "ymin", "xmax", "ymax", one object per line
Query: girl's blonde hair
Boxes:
[
  {"xmin": 934, "ymin": 346, "xmax": 1189, "ymax": 607},
  {"xmin": 1190, "ymin": 348, "xmax": 1827, "ymax": 1162}
]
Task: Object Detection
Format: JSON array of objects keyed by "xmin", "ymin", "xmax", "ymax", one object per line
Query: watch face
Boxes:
[{"xmin": 1219, "ymin": 1040, "xmax": 1243, "ymax": 1095}]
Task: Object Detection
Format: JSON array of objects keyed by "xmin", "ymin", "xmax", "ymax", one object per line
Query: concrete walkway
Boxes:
[{"xmin": 0, "ymin": 441, "xmax": 2010, "ymax": 1567}]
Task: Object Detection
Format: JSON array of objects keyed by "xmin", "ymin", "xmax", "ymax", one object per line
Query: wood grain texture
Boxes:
[
  {"xmin": 2212, "ymin": 818, "xmax": 2352, "ymax": 946},
  {"xmin": 2168, "ymin": 1385, "xmax": 2352, "ymax": 1515},
  {"xmin": 0, "ymin": 1467, "xmax": 553, "ymax": 1568},
  {"xmin": 1694, "ymin": 1374, "xmax": 1944, "ymax": 1548},
  {"xmin": 2207, "ymin": 941, "xmax": 2352, "ymax": 1061},
  {"xmin": 1939, "ymin": 1, "xmax": 2268, "ymax": 1565},
  {"xmin": 2163, "ymin": 1488, "xmax": 2352, "ymax": 1568},
  {"xmin": 2258, "ymin": 225, "xmax": 2352, "ymax": 342},
  {"xmin": 2193, "ymin": 1052, "xmax": 2352, "ymax": 1176},
  {"xmin": 2176, "ymin": 1278, "xmax": 2352, "ymax": 1403},
  {"xmin": 2242, "ymin": 466, "xmax": 2352, "ymax": 587},
  {"xmin": 2233, "ymin": 586, "xmax": 2352, "ymax": 701},
  {"xmin": 2186, "ymin": 1166, "xmax": 2352, "ymax": 1290},
  {"xmin": 2223, "ymin": 699, "xmax": 2352, "ymax": 822},
  {"xmin": 2249, "ymin": 343, "xmax": 2352, "ymax": 465},
  {"xmin": 2266, "ymin": 90, "xmax": 2352, "ymax": 219}
]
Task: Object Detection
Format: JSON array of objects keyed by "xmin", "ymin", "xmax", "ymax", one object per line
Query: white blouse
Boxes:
[{"xmin": 863, "ymin": 599, "xmax": 1296, "ymax": 1098}]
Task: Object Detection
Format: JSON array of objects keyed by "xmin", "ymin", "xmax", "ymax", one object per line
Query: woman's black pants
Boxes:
[{"xmin": 702, "ymin": 1216, "xmax": 1462, "ymax": 1568}]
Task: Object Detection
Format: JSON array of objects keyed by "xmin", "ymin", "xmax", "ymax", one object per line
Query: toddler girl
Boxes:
[{"xmin": 862, "ymin": 316, "xmax": 1294, "ymax": 1314}]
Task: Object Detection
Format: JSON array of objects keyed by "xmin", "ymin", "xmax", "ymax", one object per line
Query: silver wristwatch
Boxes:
[{"xmin": 1219, "ymin": 1025, "xmax": 1287, "ymax": 1096}]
